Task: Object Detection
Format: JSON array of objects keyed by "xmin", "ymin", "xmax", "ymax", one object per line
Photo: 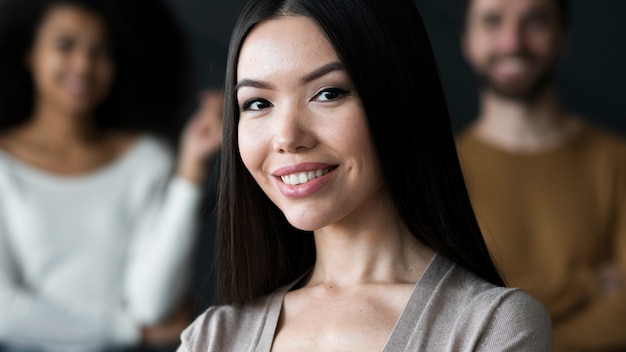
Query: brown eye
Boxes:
[
  {"xmin": 55, "ymin": 36, "xmax": 74, "ymax": 52},
  {"xmin": 242, "ymin": 98, "xmax": 272, "ymax": 112},
  {"xmin": 314, "ymin": 88, "xmax": 349, "ymax": 102}
]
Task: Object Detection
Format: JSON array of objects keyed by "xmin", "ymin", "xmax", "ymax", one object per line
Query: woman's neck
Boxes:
[
  {"xmin": 308, "ymin": 191, "xmax": 435, "ymax": 289},
  {"xmin": 22, "ymin": 103, "xmax": 99, "ymax": 152},
  {"xmin": 0, "ymin": 103, "xmax": 135, "ymax": 175}
]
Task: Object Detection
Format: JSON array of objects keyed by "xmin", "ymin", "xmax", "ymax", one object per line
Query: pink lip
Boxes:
[
  {"xmin": 272, "ymin": 162, "xmax": 334, "ymax": 176},
  {"xmin": 272, "ymin": 162, "xmax": 337, "ymax": 198}
]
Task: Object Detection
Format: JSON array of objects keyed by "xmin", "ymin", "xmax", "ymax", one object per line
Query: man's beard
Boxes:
[{"xmin": 475, "ymin": 57, "xmax": 557, "ymax": 102}]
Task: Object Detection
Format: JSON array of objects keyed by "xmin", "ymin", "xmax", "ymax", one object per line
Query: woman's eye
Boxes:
[
  {"xmin": 56, "ymin": 37, "xmax": 74, "ymax": 52},
  {"xmin": 242, "ymin": 98, "xmax": 272, "ymax": 112},
  {"xmin": 315, "ymin": 88, "xmax": 350, "ymax": 102}
]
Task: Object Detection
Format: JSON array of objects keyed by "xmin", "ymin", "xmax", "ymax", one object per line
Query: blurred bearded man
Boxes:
[{"xmin": 455, "ymin": 0, "xmax": 626, "ymax": 351}]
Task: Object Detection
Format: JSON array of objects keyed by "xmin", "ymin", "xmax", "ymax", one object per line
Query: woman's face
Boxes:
[
  {"xmin": 236, "ymin": 16, "xmax": 385, "ymax": 232},
  {"xmin": 28, "ymin": 4, "xmax": 114, "ymax": 117}
]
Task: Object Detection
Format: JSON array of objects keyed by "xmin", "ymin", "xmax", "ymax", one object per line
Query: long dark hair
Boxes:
[
  {"xmin": 0, "ymin": 0, "xmax": 191, "ymax": 143},
  {"xmin": 217, "ymin": 0, "xmax": 504, "ymax": 305}
]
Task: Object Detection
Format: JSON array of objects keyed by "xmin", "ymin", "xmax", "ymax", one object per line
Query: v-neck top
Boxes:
[{"xmin": 178, "ymin": 254, "xmax": 552, "ymax": 351}]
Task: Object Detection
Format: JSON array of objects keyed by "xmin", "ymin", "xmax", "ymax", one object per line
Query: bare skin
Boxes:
[
  {"xmin": 177, "ymin": 89, "xmax": 224, "ymax": 184},
  {"xmin": 469, "ymin": 85, "xmax": 583, "ymax": 153},
  {"xmin": 0, "ymin": 89, "xmax": 222, "ymax": 184},
  {"xmin": 273, "ymin": 218, "xmax": 434, "ymax": 352}
]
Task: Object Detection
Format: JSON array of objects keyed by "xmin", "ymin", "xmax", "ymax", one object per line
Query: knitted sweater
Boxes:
[
  {"xmin": 457, "ymin": 124, "xmax": 626, "ymax": 351},
  {"xmin": 0, "ymin": 135, "xmax": 201, "ymax": 351}
]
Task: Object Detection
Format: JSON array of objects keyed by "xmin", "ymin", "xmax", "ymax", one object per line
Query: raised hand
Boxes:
[{"xmin": 177, "ymin": 90, "xmax": 224, "ymax": 184}]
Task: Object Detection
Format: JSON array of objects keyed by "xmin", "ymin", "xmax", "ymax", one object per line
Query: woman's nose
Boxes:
[{"xmin": 272, "ymin": 104, "xmax": 317, "ymax": 153}]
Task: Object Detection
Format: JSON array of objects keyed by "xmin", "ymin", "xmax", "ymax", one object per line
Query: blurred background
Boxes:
[
  {"xmin": 162, "ymin": 0, "xmax": 625, "ymax": 133},
  {"xmin": 154, "ymin": 0, "xmax": 626, "ymax": 310},
  {"xmin": 0, "ymin": 1, "xmax": 621, "ymax": 350},
  {"xmin": 0, "ymin": 0, "xmax": 622, "ymax": 318}
]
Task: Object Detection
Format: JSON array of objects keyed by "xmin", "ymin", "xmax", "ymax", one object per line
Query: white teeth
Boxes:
[
  {"xmin": 503, "ymin": 59, "xmax": 525, "ymax": 69},
  {"xmin": 496, "ymin": 57, "xmax": 528, "ymax": 75},
  {"xmin": 281, "ymin": 168, "xmax": 330, "ymax": 185},
  {"xmin": 65, "ymin": 79, "xmax": 91, "ymax": 96}
]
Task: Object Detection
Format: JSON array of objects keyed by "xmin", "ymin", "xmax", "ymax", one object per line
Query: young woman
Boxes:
[
  {"xmin": 0, "ymin": 0, "xmax": 222, "ymax": 351},
  {"xmin": 178, "ymin": 0, "xmax": 552, "ymax": 350}
]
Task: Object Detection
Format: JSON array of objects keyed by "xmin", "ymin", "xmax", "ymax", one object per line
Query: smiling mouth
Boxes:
[
  {"xmin": 494, "ymin": 57, "xmax": 531, "ymax": 74},
  {"xmin": 65, "ymin": 79, "xmax": 93, "ymax": 96},
  {"xmin": 280, "ymin": 167, "xmax": 333, "ymax": 185}
]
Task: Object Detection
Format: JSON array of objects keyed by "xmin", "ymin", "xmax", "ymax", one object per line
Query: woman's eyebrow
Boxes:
[
  {"xmin": 300, "ymin": 61, "xmax": 344, "ymax": 84},
  {"xmin": 236, "ymin": 61, "xmax": 344, "ymax": 92},
  {"xmin": 235, "ymin": 79, "xmax": 274, "ymax": 92}
]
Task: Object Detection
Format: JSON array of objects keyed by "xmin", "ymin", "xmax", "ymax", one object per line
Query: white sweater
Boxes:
[{"xmin": 0, "ymin": 135, "xmax": 202, "ymax": 351}]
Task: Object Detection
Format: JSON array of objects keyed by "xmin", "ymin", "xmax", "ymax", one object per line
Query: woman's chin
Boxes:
[{"xmin": 284, "ymin": 215, "xmax": 325, "ymax": 233}]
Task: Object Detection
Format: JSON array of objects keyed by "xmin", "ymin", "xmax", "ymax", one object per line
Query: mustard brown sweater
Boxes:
[{"xmin": 456, "ymin": 124, "xmax": 626, "ymax": 352}]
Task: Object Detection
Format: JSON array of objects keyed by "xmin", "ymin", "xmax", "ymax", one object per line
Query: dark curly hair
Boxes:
[{"xmin": 0, "ymin": 0, "xmax": 192, "ymax": 142}]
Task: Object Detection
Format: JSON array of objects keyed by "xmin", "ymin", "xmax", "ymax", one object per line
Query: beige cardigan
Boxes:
[{"xmin": 177, "ymin": 254, "xmax": 552, "ymax": 351}]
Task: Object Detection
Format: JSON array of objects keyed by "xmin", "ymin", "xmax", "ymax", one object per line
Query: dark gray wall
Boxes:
[
  {"xmin": 2, "ymin": 0, "xmax": 622, "ymax": 132},
  {"xmin": 164, "ymin": 0, "xmax": 626, "ymax": 134},
  {"xmin": 1, "ymin": 0, "xmax": 622, "ymax": 308}
]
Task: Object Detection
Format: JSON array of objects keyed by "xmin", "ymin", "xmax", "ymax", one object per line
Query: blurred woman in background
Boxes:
[{"xmin": 0, "ymin": 0, "xmax": 222, "ymax": 351}]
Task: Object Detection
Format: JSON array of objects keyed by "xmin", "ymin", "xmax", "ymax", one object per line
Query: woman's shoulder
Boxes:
[
  {"xmin": 179, "ymin": 292, "xmax": 282, "ymax": 351},
  {"xmin": 434, "ymin": 258, "xmax": 552, "ymax": 350},
  {"xmin": 397, "ymin": 255, "xmax": 552, "ymax": 350},
  {"xmin": 465, "ymin": 286, "xmax": 552, "ymax": 350},
  {"xmin": 439, "ymin": 258, "xmax": 550, "ymax": 323},
  {"xmin": 464, "ymin": 283, "xmax": 551, "ymax": 329},
  {"xmin": 111, "ymin": 133, "xmax": 176, "ymax": 182},
  {"xmin": 122, "ymin": 133, "xmax": 174, "ymax": 163}
]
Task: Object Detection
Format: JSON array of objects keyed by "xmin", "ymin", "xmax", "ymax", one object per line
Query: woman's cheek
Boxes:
[{"xmin": 238, "ymin": 122, "xmax": 266, "ymax": 175}]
